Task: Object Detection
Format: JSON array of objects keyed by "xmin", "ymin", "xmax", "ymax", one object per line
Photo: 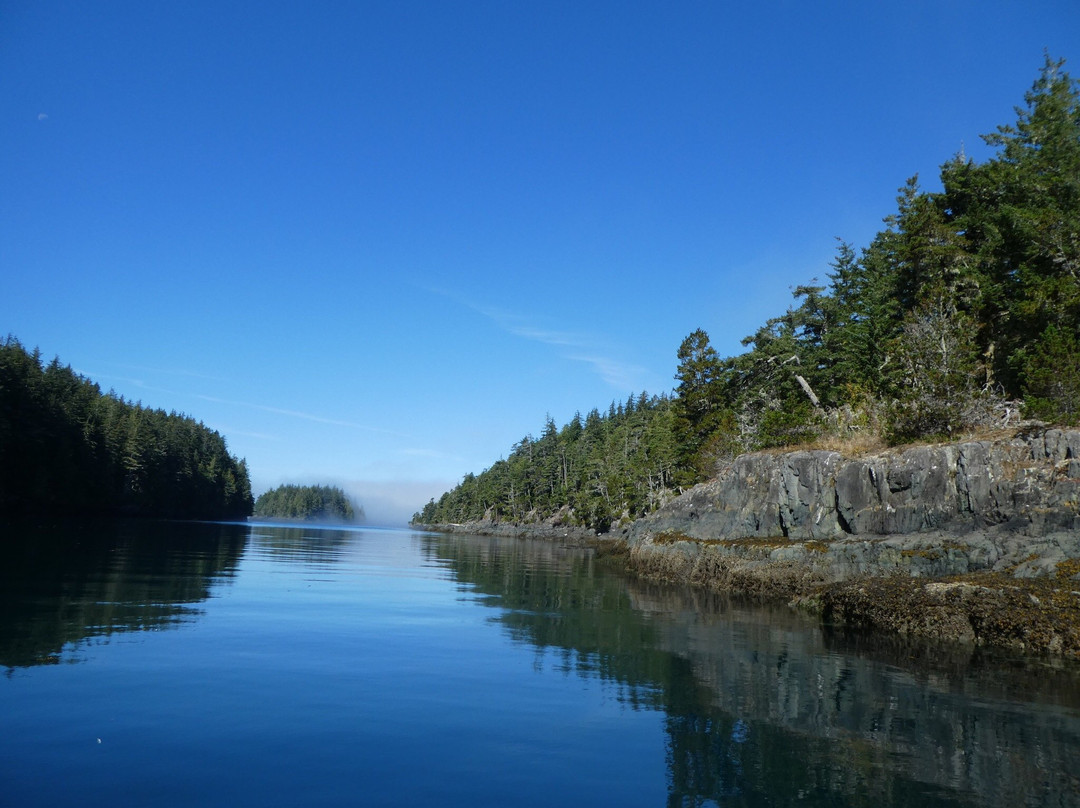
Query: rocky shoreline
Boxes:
[
  {"xmin": 413, "ymin": 518, "xmax": 597, "ymax": 543},
  {"xmin": 417, "ymin": 427, "xmax": 1080, "ymax": 658},
  {"xmin": 621, "ymin": 529, "xmax": 1080, "ymax": 657}
]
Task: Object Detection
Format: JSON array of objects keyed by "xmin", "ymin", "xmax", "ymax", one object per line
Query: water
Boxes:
[{"xmin": 2, "ymin": 519, "xmax": 1079, "ymax": 807}]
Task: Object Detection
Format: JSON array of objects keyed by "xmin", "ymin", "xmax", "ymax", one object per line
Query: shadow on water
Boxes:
[
  {"xmin": 420, "ymin": 531, "xmax": 1080, "ymax": 808},
  {"xmin": 0, "ymin": 518, "xmax": 247, "ymax": 670}
]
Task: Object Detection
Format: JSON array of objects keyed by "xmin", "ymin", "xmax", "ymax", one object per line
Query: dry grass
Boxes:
[
  {"xmin": 797, "ymin": 432, "xmax": 889, "ymax": 456},
  {"xmin": 773, "ymin": 423, "xmax": 1040, "ymax": 460}
]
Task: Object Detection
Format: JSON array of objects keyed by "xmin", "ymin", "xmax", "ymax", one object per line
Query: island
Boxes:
[{"xmin": 253, "ymin": 484, "xmax": 361, "ymax": 522}]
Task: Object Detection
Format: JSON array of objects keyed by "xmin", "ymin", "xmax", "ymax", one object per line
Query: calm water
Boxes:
[{"xmin": 2, "ymin": 520, "xmax": 1080, "ymax": 807}]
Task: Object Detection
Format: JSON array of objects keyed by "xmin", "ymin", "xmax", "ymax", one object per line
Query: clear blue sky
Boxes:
[{"xmin": 3, "ymin": 1, "xmax": 1077, "ymax": 523}]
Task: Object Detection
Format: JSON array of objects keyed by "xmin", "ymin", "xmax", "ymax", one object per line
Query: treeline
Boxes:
[
  {"xmin": 416, "ymin": 394, "xmax": 676, "ymax": 532},
  {"xmin": 668, "ymin": 55, "xmax": 1080, "ymax": 479},
  {"xmin": 0, "ymin": 337, "xmax": 253, "ymax": 520},
  {"xmin": 415, "ymin": 57, "xmax": 1080, "ymax": 530},
  {"xmin": 253, "ymin": 484, "xmax": 360, "ymax": 522}
]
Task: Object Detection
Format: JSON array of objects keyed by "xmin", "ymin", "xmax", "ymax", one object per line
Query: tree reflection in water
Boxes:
[
  {"xmin": 421, "ymin": 532, "xmax": 1080, "ymax": 808},
  {"xmin": 0, "ymin": 518, "xmax": 246, "ymax": 670}
]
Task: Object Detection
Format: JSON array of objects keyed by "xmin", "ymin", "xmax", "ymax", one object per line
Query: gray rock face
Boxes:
[
  {"xmin": 619, "ymin": 428, "xmax": 1080, "ymax": 657},
  {"xmin": 629, "ymin": 428, "xmax": 1080, "ymax": 548}
]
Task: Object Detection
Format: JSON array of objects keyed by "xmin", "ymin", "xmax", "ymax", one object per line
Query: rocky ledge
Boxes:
[{"xmin": 623, "ymin": 427, "xmax": 1080, "ymax": 657}]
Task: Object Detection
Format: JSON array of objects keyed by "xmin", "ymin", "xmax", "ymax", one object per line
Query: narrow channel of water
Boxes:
[{"xmin": 1, "ymin": 519, "xmax": 1078, "ymax": 806}]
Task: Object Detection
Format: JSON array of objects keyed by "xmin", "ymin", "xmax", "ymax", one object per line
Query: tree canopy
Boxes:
[
  {"xmin": 0, "ymin": 337, "xmax": 253, "ymax": 520},
  {"xmin": 671, "ymin": 54, "xmax": 1080, "ymax": 474},
  {"xmin": 414, "ymin": 395, "xmax": 676, "ymax": 532},
  {"xmin": 253, "ymin": 484, "xmax": 360, "ymax": 522},
  {"xmin": 415, "ymin": 56, "xmax": 1080, "ymax": 525}
]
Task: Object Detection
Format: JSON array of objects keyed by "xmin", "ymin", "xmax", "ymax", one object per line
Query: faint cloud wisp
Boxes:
[
  {"xmin": 196, "ymin": 394, "xmax": 412, "ymax": 437},
  {"xmin": 565, "ymin": 353, "xmax": 646, "ymax": 390},
  {"xmin": 422, "ymin": 284, "xmax": 647, "ymax": 390}
]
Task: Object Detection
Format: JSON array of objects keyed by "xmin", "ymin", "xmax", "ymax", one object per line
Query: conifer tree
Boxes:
[{"xmin": 672, "ymin": 330, "xmax": 736, "ymax": 483}]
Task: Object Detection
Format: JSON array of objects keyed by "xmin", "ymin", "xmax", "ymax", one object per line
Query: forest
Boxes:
[
  {"xmin": 414, "ymin": 56, "xmax": 1080, "ymax": 532},
  {"xmin": 253, "ymin": 484, "xmax": 360, "ymax": 522},
  {"xmin": 0, "ymin": 337, "xmax": 253, "ymax": 520}
]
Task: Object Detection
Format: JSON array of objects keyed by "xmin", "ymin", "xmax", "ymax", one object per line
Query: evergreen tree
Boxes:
[
  {"xmin": 412, "ymin": 394, "xmax": 676, "ymax": 531},
  {"xmin": 672, "ymin": 330, "xmax": 735, "ymax": 484},
  {"xmin": 0, "ymin": 337, "xmax": 253, "ymax": 520},
  {"xmin": 1022, "ymin": 324, "xmax": 1080, "ymax": 424},
  {"xmin": 942, "ymin": 54, "xmax": 1080, "ymax": 392},
  {"xmin": 415, "ymin": 58, "xmax": 1080, "ymax": 522},
  {"xmin": 253, "ymin": 484, "xmax": 360, "ymax": 521}
]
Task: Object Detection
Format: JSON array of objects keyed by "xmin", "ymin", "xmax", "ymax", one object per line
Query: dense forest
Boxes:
[
  {"xmin": 419, "ymin": 395, "xmax": 677, "ymax": 532},
  {"xmin": 253, "ymin": 484, "xmax": 360, "ymax": 522},
  {"xmin": 415, "ymin": 56, "xmax": 1080, "ymax": 532},
  {"xmin": 0, "ymin": 338, "xmax": 253, "ymax": 520}
]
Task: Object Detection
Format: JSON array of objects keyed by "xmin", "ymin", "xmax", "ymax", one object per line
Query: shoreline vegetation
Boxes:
[
  {"xmin": 413, "ymin": 58, "xmax": 1080, "ymax": 659},
  {"xmin": 415, "ymin": 57, "xmax": 1080, "ymax": 536},
  {"xmin": 414, "ymin": 427, "xmax": 1080, "ymax": 659}
]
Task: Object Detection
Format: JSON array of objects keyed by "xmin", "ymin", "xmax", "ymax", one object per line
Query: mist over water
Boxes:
[
  {"xmin": 251, "ymin": 478, "xmax": 448, "ymax": 526},
  {"xmin": 2, "ymin": 519, "xmax": 1078, "ymax": 806}
]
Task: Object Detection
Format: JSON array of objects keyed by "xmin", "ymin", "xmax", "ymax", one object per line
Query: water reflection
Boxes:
[
  {"xmin": 421, "ymin": 532, "xmax": 1080, "ymax": 807},
  {"xmin": 419, "ymin": 531, "xmax": 668, "ymax": 709},
  {"xmin": 0, "ymin": 518, "xmax": 246, "ymax": 669},
  {"xmin": 5, "ymin": 521, "xmax": 1080, "ymax": 806},
  {"xmin": 245, "ymin": 522, "xmax": 357, "ymax": 566}
]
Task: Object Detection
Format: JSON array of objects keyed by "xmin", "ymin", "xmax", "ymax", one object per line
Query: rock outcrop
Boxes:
[
  {"xmin": 623, "ymin": 427, "xmax": 1080, "ymax": 656},
  {"xmin": 629, "ymin": 427, "xmax": 1080, "ymax": 545}
]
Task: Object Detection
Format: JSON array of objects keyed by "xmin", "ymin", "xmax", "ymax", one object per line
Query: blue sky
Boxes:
[{"xmin": 3, "ymin": 1, "xmax": 1077, "ymax": 523}]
